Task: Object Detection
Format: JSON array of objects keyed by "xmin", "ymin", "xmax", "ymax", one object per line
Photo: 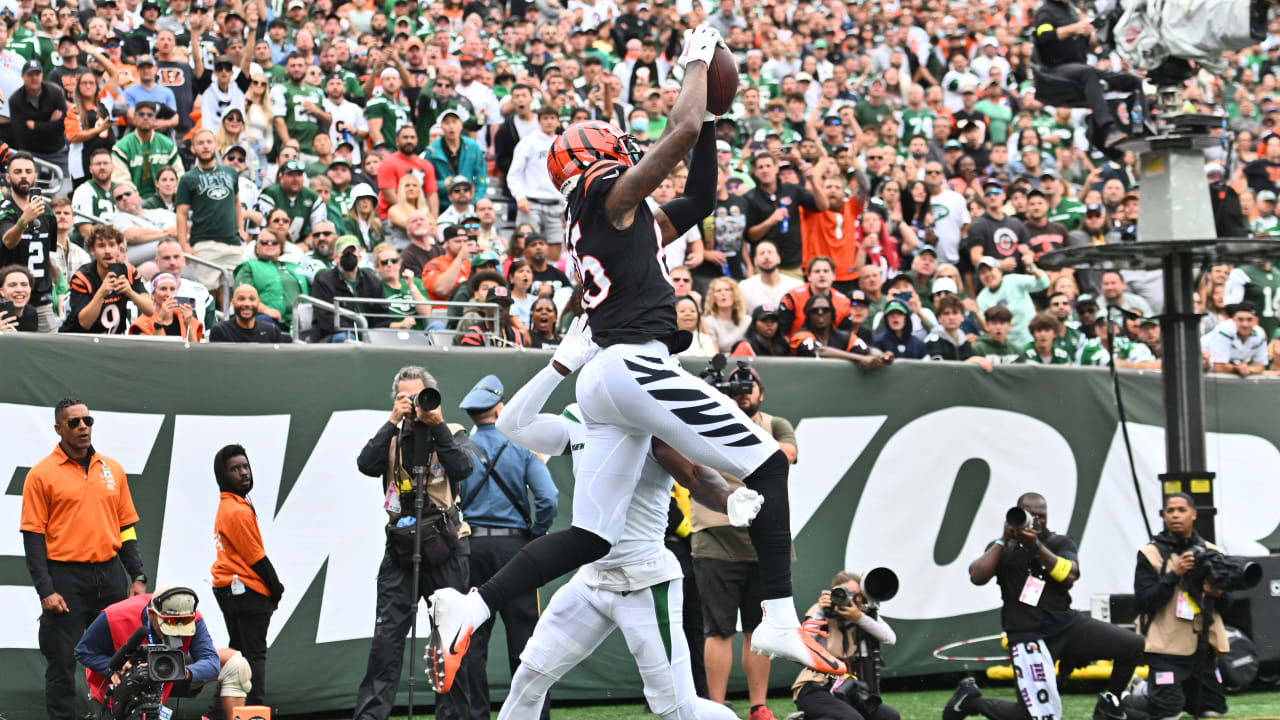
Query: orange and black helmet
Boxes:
[{"xmin": 547, "ymin": 121, "xmax": 645, "ymax": 197}]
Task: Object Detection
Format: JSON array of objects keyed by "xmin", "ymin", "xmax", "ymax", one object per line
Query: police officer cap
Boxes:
[{"xmin": 459, "ymin": 375, "xmax": 504, "ymax": 412}]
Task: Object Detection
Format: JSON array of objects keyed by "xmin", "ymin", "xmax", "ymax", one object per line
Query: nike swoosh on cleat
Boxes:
[
  {"xmin": 953, "ymin": 698, "xmax": 967, "ymax": 713},
  {"xmin": 448, "ymin": 627, "xmax": 466, "ymax": 655}
]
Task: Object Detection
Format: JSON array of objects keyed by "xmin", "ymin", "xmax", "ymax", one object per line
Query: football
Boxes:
[{"xmin": 706, "ymin": 44, "xmax": 739, "ymax": 116}]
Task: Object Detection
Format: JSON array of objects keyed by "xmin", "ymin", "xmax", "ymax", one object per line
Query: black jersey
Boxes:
[
  {"xmin": 0, "ymin": 198, "xmax": 56, "ymax": 303},
  {"xmin": 62, "ymin": 261, "xmax": 147, "ymax": 334},
  {"xmin": 565, "ymin": 160, "xmax": 680, "ymax": 348}
]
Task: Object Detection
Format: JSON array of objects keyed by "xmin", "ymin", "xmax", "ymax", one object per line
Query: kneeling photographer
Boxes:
[
  {"xmin": 74, "ymin": 585, "xmax": 251, "ymax": 720},
  {"xmin": 1122, "ymin": 493, "xmax": 1258, "ymax": 719},
  {"xmin": 945, "ymin": 492, "xmax": 1145, "ymax": 720},
  {"xmin": 791, "ymin": 570, "xmax": 900, "ymax": 720},
  {"xmin": 353, "ymin": 365, "xmax": 475, "ymax": 720}
]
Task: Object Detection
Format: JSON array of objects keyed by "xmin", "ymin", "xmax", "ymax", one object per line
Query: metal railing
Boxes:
[
  {"xmin": 289, "ymin": 294, "xmax": 371, "ymax": 342},
  {"xmin": 72, "ymin": 207, "xmax": 234, "ymax": 320},
  {"xmin": 32, "ymin": 156, "xmax": 70, "ymax": 199},
  {"xmin": 290, "ymin": 295, "xmax": 506, "ymax": 344}
]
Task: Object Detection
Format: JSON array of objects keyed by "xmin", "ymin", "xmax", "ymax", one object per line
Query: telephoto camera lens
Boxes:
[
  {"xmin": 1006, "ymin": 507, "xmax": 1035, "ymax": 529},
  {"xmin": 412, "ymin": 388, "xmax": 442, "ymax": 412}
]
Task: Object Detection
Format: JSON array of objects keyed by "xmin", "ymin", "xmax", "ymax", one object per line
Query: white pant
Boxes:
[
  {"xmin": 572, "ymin": 341, "xmax": 778, "ymax": 543},
  {"xmin": 501, "ymin": 575, "xmax": 736, "ymax": 720}
]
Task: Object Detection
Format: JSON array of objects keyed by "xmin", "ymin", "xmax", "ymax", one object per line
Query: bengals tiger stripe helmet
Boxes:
[{"xmin": 547, "ymin": 121, "xmax": 645, "ymax": 198}]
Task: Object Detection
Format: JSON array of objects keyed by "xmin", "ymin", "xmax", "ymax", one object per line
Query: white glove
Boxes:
[
  {"xmin": 726, "ymin": 487, "xmax": 764, "ymax": 527},
  {"xmin": 677, "ymin": 24, "xmax": 723, "ymax": 70},
  {"xmin": 551, "ymin": 314, "xmax": 594, "ymax": 375}
]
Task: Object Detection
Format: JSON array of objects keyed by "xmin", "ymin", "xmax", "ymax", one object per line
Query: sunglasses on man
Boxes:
[{"xmin": 67, "ymin": 416, "xmax": 95, "ymax": 429}]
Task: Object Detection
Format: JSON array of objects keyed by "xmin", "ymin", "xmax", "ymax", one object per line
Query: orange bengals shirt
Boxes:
[
  {"xmin": 211, "ymin": 492, "xmax": 269, "ymax": 597},
  {"xmin": 799, "ymin": 193, "xmax": 864, "ymax": 283},
  {"xmin": 20, "ymin": 445, "xmax": 139, "ymax": 563}
]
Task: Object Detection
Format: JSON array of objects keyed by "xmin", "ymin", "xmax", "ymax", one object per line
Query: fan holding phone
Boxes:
[
  {"xmin": 0, "ymin": 264, "xmax": 39, "ymax": 332},
  {"xmin": 60, "ymin": 225, "xmax": 155, "ymax": 334}
]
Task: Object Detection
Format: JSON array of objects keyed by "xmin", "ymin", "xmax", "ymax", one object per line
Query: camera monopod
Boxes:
[{"xmin": 404, "ymin": 387, "xmax": 441, "ymax": 720}]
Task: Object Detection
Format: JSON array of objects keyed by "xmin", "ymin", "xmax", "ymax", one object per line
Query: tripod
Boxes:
[{"xmin": 403, "ymin": 418, "xmax": 435, "ymax": 720}]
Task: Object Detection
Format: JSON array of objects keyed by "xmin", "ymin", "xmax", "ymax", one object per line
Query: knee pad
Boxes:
[{"xmin": 218, "ymin": 651, "xmax": 252, "ymax": 698}]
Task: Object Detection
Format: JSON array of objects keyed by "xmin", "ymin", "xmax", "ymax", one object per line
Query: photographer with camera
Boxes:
[
  {"xmin": 944, "ymin": 492, "xmax": 1145, "ymax": 720},
  {"xmin": 691, "ymin": 360, "xmax": 798, "ymax": 720},
  {"xmin": 792, "ymin": 571, "xmax": 900, "ymax": 720},
  {"xmin": 1120, "ymin": 493, "xmax": 1235, "ymax": 719},
  {"xmin": 74, "ymin": 585, "xmax": 249, "ymax": 720},
  {"xmin": 353, "ymin": 366, "xmax": 475, "ymax": 720}
]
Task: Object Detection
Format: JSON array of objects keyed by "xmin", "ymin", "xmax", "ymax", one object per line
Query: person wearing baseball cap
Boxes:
[
  {"xmin": 729, "ymin": 303, "xmax": 790, "ymax": 356},
  {"xmin": 1252, "ymin": 190, "xmax": 1280, "ymax": 237},
  {"xmin": 75, "ymin": 584, "xmax": 225, "ymax": 712},
  {"xmin": 308, "ymin": 232, "xmax": 388, "ymax": 342},
  {"xmin": 11, "ymin": 57, "xmax": 72, "ymax": 175},
  {"xmin": 426, "ymin": 104, "xmax": 488, "ymax": 208}
]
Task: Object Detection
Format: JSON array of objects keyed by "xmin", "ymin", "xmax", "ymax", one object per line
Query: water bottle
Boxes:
[
  {"xmin": 779, "ymin": 209, "xmax": 789, "ymax": 235},
  {"xmin": 231, "ymin": 574, "xmax": 245, "ymax": 596}
]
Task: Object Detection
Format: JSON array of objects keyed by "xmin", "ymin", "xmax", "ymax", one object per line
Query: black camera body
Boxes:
[
  {"xmin": 830, "ymin": 586, "xmax": 853, "ymax": 609},
  {"xmin": 700, "ymin": 354, "xmax": 755, "ymax": 397},
  {"xmin": 1190, "ymin": 547, "xmax": 1262, "ymax": 593},
  {"xmin": 108, "ymin": 644, "xmax": 186, "ymax": 720},
  {"xmin": 831, "ymin": 675, "xmax": 883, "ymax": 716}
]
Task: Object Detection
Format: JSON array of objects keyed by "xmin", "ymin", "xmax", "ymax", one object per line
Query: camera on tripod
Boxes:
[
  {"xmin": 699, "ymin": 354, "xmax": 755, "ymax": 396},
  {"xmin": 106, "ymin": 643, "xmax": 186, "ymax": 720}
]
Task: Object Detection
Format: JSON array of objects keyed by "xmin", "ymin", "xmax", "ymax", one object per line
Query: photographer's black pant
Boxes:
[
  {"xmin": 40, "ymin": 559, "xmax": 127, "ymax": 720},
  {"xmin": 972, "ymin": 617, "xmax": 1145, "ymax": 720},
  {"xmin": 214, "ymin": 585, "xmax": 273, "ymax": 707},
  {"xmin": 352, "ymin": 540, "xmax": 471, "ymax": 720},
  {"xmin": 795, "ymin": 682, "xmax": 901, "ymax": 720},
  {"xmin": 1121, "ymin": 650, "xmax": 1226, "ymax": 719},
  {"xmin": 462, "ymin": 531, "xmax": 548, "ymax": 720}
]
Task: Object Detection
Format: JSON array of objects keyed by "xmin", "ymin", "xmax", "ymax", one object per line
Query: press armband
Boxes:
[{"xmin": 1049, "ymin": 556, "xmax": 1073, "ymax": 582}]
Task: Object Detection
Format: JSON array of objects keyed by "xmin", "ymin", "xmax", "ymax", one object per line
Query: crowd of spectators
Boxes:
[{"xmin": 0, "ymin": 0, "xmax": 1274, "ymax": 374}]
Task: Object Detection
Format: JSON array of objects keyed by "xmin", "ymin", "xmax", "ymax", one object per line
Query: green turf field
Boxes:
[{"xmin": 392, "ymin": 686, "xmax": 1280, "ymax": 719}]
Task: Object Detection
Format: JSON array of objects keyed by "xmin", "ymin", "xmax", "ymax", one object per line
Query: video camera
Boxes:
[
  {"xmin": 1190, "ymin": 547, "xmax": 1263, "ymax": 593},
  {"xmin": 699, "ymin": 354, "xmax": 755, "ymax": 397},
  {"xmin": 103, "ymin": 628, "xmax": 186, "ymax": 720}
]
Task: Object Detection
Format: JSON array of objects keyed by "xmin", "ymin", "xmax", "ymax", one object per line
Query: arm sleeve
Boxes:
[
  {"xmin": 23, "ymin": 531, "xmax": 55, "ymax": 598},
  {"xmin": 185, "ymin": 620, "xmax": 221, "ymax": 685},
  {"xmin": 250, "ymin": 556, "xmax": 284, "ymax": 601},
  {"xmin": 507, "ymin": 139, "xmax": 530, "ymax": 198},
  {"xmin": 1134, "ymin": 550, "xmax": 1181, "ymax": 614},
  {"xmin": 356, "ymin": 421, "xmax": 398, "ymax": 478},
  {"xmin": 118, "ymin": 537, "xmax": 144, "ymax": 580},
  {"xmin": 494, "ymin": 364, "xmax": 573, "ymax": 455},
  {"xmin": 432, "ymin": 422, "xmax": 474, "ymax": 482},
  {"xmin": 1205, "ymin": 329, "xmax": 1231, "ymax": 363},
  {"xmin": 74, "ymin": 612, "xmax": 117, "ymax": 675},
  {"xmin": 658, "ymin": 121, "xmax": 717, "ymax": 236},
  {"xmin": 524, "ymin": 451, "xmax": 558, "ymax": 535},
  {"xmin": 854, "ymin": 613, "xmax": 897, "ymax": 645}
]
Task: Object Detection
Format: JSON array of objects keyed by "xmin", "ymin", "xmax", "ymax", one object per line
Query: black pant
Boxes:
[
  {"xmin": 40, "ymin": 559, "xmax": 128, "ymax": 720},
  {"xmin": 1122, "ymin": 650, "xmax": 1227, "ymax": 719},
  {"xmin": 795, "ymin": 682, "xmax": 901, "ymax": 720},
  {"xmin": 974, "ymin": 617, "xmax": 1145, "ymax": 720},
  {"xmin": 213, "ymin": 585, "xmax": 274, "ymax": 707},
  {"xmin": 667, "ymin": 536, "xmax": 708, "ymax": 698},
  {"xmin": 1035, "ymin": 64, "xmax": 1142, "ymax": 130},
  {"xmin": 462, "ymin": 532, "xmax": 548, "ymax": 720},
  {"xmin": 352, "ymin": 539, "xmax": 472, "ymax": 720}
]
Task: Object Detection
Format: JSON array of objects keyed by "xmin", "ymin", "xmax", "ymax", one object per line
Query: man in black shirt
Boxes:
[
  {"xmin": 962, "ymin": 180, "xmax": 1029, "ymax": 292},
  {"xmin": 744, "ymin": 152, "xmax": 821, "ymax": 277},
  {"xmin": 9, "ymin": 60, "xmax": 70, "ymax": 175},
  {"xmin": 0, "ymin": 153, "xmax": 58, "ymax": 331},
  {"xmin": 943, "ymin": 492, "xmax": 1145, "ymax": 720},
  {"xmin": 1031, "ymin": 0, "xmax": 1140, "ymax": 149},
  {"xmin": 523, "ymin": 234, "xmax": 571, "ymax": 298},
  {"xmin": 209, "ymin": 285, "xmax": 292, "ymax": 343}
]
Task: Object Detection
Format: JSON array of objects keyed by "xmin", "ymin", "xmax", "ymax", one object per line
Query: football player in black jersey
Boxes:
[{"xmin": 426, "ymin": 25, "xmax": 846, "ymax": 697}]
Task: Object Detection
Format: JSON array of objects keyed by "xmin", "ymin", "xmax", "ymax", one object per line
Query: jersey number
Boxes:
[
  {"xmin": 27, "ymin": 242, "xmax": 44, "ymax": 279},
  {"xmin": 101, "ymin": 303, "xmax": 121, "ymax": 333},
  {"xmin": 1264, "ymin": 286, "xmax": 1279, "ymax": 319},
  {"xmin": 566, "ymin": 222, "xmax": 612, "ymax": 309}
]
